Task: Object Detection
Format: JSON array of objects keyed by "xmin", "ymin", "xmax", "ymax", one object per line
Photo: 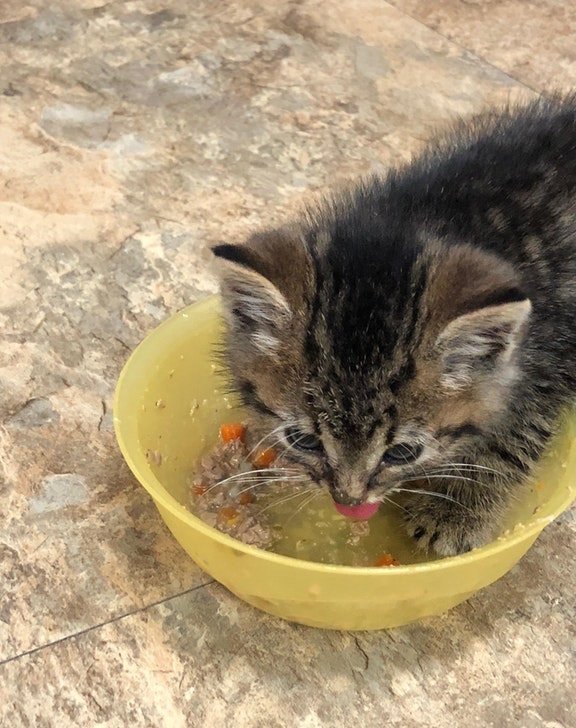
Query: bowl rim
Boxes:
[{"xmin": 114, "ymin": 296, "xmax": 576, "ymax": 577}]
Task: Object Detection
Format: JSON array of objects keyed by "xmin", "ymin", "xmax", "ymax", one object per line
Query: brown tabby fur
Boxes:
[{"xmin": 213, "ymin": 95, "xmax": 576, "ymax": 555}]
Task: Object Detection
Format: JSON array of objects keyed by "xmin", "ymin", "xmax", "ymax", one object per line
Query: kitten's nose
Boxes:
[
  {"xmin": 330, "ymin": 470, "xmax": 369, "ymax": 505},
  {"xmin": 330, "ymin": 486, "xmax": 367, "ymax": 507}
]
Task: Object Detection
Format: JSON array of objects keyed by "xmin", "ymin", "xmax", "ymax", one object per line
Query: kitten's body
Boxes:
[{"xmin": 214, "ymin": 95, "xmax": 576, "ymax": 555}]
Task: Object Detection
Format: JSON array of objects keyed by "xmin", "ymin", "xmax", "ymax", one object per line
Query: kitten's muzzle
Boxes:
[{"xmin": 330, "ymin": 488, "xmax": 368, "ymax": 507}]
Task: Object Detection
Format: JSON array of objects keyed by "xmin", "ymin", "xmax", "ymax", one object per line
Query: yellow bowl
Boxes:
[{"xmin": 114, "ymin": 296, "xmax": 576, "ymax": 630}]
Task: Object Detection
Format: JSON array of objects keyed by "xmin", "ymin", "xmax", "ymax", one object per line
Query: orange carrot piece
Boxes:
[
  {"xmin": 253, "ymin": 447, "xmax": 277, "ymax": 469},
  {"xmin": 374, "ymin": 553, "xmax": 399, "ymax": 567},
  {"xmin": 192, "ymin": 483, "xmax": 208, "ymax": 496},
  {"xmin": 218, "ymin": 505, "xmax": 240, "ymax": 524},
  {"xmin": 219, "ymin": 422, "xmax": 246, "ymax": 443},
  {"xmin": 238, "ymin": 491, "xmax": 254, "ymax": 505}
]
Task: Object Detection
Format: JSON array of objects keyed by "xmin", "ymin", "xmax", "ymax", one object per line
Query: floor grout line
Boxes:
[
  {"xmin": 382, "ymin": 1, "xmax": 545, "ymax": 100},
  {"xmin": 0, "ymin": 579, "xmax": 215, "ymax": 669}
]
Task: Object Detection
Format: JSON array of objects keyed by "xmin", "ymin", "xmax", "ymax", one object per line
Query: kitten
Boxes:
[{"xmin": 212, "ymin": 95, "xmax": 576, "ymax": 556}]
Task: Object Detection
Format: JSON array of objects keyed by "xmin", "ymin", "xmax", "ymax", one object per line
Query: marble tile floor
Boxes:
[{"xmin": 0, "ymin": 1, "xmax": 574, "ymax": 725}]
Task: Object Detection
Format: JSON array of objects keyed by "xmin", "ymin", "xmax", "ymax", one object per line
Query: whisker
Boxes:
[
  {"xmin": 235, "ymin": 477, "xmax": 309, "ymax": 497},
  {"xmin": 244, "ymin": 424, "xmax": 287, "ymax": 462},
  {"xmin": 282, "ymin": 430, "xmax": 317, "ymax": 452},
  {"xmin": 380, "ymin": 494, "xmax": 409, "ymax": 514},
  {"xmin": 387, "ymin": 445, "xmax": 439, "ymax": 494},
  {"xmin": 228, "ymin": 476, "xmax": 308, "ymax": 491},
  {"xmin": 395, "ymin": 486, "xmax": 473, "ymax": 512},
  {"xmin": 424, "ymin": 434, "xmax": 506, "ymax": 483},
  {"xmin": 426, "ymin": 463, "xmax": 513, "ymax": 480},
  {"xmin": 202, "ymin": 467, "xmax": 301, "ymax": 495},
  {"xmin": 257, "ymin": 488, "xmax": 316, "ymax": 516},
  {"xmin": 400, "ymin": 474, "xmax": 492, "ymax": 488},
  {"xmin": 427, "ymin": 437, "xmax": 470, "ymax": 482},
  {"xmin": 265, "ymin": 438, "xmax": 313, "ymax": 466},
  {"xmin": 283, "ymin": 490, "xmax": 321, "ymax": 526},
  {"xmin": 414, "ymin": 459, "xmax": 436, "ymax": 495}
]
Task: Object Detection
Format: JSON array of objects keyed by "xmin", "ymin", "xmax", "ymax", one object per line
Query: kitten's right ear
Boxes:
[{"xmin": 212, "ymin": 241, "xmax": 292, "ymax": 354}]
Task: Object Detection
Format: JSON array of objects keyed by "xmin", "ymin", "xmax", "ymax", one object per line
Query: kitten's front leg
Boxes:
[{"xmin": 400, "ymin": 470, "xmax": 516, "ymax": 556}]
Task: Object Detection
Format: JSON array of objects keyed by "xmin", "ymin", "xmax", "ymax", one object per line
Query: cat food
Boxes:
[
  {"xmin": 252, "ymin": 447, "xmax": 277, "ymax": 469},
  {"xmin": 219, "ymin": 422, "xmax": 246, "ymax": 443},
  {"xmin": 188, "ymin": 424, "xmax": 280, "ymax": 548},
  {"xmin": 188, "ymin": 423, "xmax": 403, "ymax": 566},
  {"xmin": 374, "ymin": 553, "xmax": 400, "ymax": 567}
]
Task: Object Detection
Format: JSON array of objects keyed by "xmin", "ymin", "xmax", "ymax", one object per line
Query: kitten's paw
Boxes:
[{"xmin": 404, "ymin": 503, "xmax": 494, "ymax": 557}]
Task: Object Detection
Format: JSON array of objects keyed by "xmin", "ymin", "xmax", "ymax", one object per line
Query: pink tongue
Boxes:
[{"xmin": 333, "ymin": 502, "xmax": 380, "ymax": 520}]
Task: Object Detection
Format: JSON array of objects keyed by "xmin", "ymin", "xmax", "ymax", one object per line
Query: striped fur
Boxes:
[{"xmin": 214, "ymin": 95, "xmax": 576, "ymax": 556}]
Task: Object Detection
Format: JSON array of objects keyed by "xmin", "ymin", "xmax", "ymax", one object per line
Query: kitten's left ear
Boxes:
[
  {"xmin": 430, "ymin": 245, "xmax": 532, "ymax": 390},
  {"xmin": 212, "ymin": 228, "xmax": 311, "ymax": 354},
  {"xmin": 436, "ymin": 296, "xmax": 531, "ymax": 390}
]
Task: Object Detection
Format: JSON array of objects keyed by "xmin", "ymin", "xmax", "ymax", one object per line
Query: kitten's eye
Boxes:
[
  {"xmin": 382, "ymin": 442, "xmax": 423, "ymax": 465},
  {"xmin": 285, "ymin": 427, "xmax": 323, "ymax": 452}
]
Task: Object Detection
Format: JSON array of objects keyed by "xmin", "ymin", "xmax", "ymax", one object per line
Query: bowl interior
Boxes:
[{"xmin": 116, "ymin": 297, "xmax": 576, "ymax": 570}]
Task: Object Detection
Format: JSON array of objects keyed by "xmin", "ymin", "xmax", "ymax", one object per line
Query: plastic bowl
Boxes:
[{"xmin": 114, "ymin": 296, "xmax": 576, "ymax": 630}]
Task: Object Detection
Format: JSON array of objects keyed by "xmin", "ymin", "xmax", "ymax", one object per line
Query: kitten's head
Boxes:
[{"xmin": 213, "ymin": 218, "xmax": 531, "ymax": 507}]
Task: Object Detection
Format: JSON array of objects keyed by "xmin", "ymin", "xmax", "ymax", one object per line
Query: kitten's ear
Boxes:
[
  {"xmin": 436, "ymin": 297, "xmax": 531, "ymax": 389},
  {"xmin": 430, "ymin": 245, "xmax": 531, "ymax": 390},
  {"xmin": 212, "ymin": 229, "xmax": 310, "ymax": 354}
]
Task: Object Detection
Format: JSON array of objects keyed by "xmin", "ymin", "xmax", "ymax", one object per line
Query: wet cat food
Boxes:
[{"xmin": 188, "ymin": 423, "xmax": 405, "ymax": 566}]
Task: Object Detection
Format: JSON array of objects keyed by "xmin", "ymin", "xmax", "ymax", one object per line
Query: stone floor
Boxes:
[{"xmin": 0, "ymin": 1, "xmax": 574, "ymax": 726}]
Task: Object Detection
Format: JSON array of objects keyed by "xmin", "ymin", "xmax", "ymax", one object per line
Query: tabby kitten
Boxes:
[{"xmin": 213, "ymin": 95, "xmax": 576, "ymax": 556}]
